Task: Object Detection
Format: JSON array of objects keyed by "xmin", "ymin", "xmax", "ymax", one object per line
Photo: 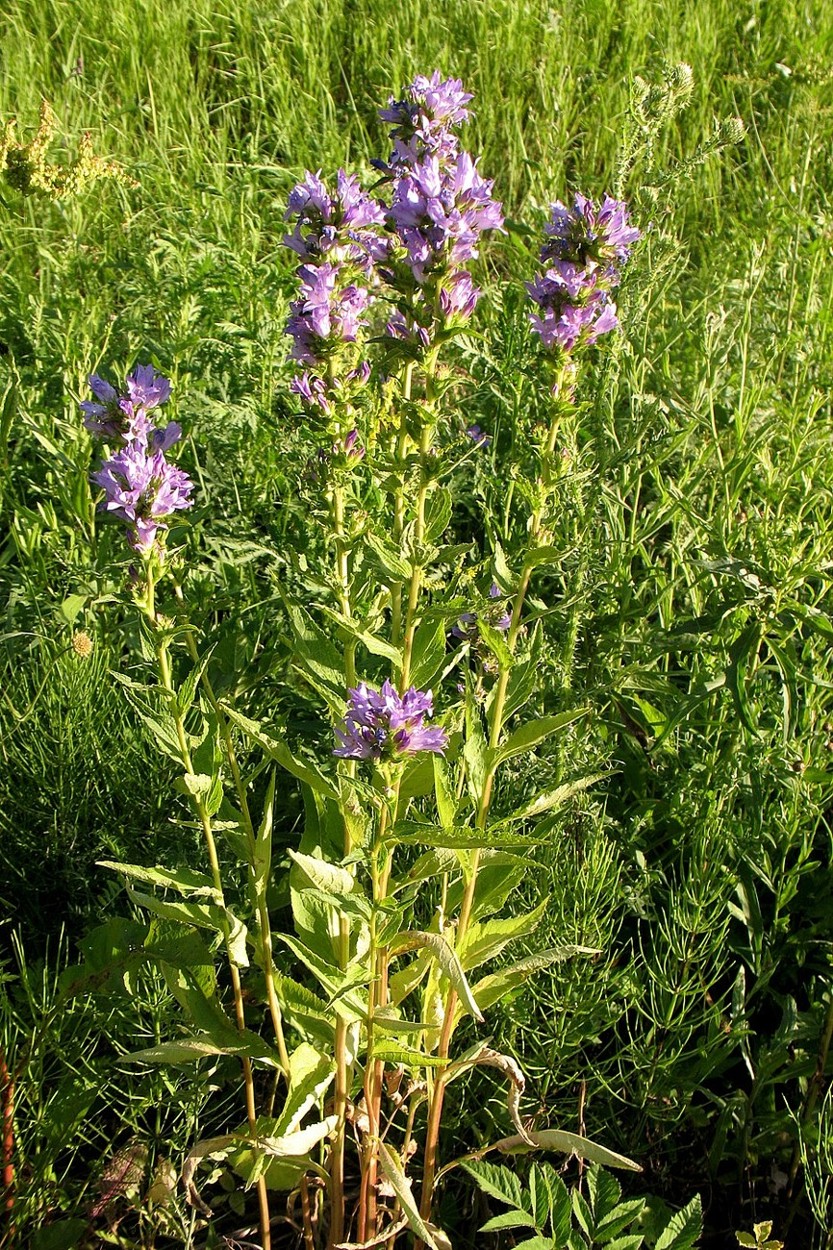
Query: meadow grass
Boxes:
[{"xmin": 2, "ymin": 0, "xmax": 833, "ymax": 1245}]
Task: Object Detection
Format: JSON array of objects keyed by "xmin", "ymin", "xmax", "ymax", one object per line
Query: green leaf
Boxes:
[
  {"xmin": 595, "ymin": 1200, "xmax": 646, "ymax": 1243},
  {"xmin": 424, "ymin": 487, "xmax": 453, "ymax": 543},
  {"xmin": 389, "ymin": 930, "xmax": 483, "ymax": 1021},
  {"xmin": 461, "ymin": 1160, "xmax": 523, "ymax": 1210},
  {"xmin": 98, "ymin": 860, "xmax": 221, "ymax": 903},
  {"xmin": 126, "ymin": 889, "xmax": 249, "ymax": 967},
  {"xmin": 175, "ymin": 643, "xmax": 216, "ymax": 717},
  {"xmin": 126, "ymin": 1028, "xmax": 280, "ymax": 1066},
  {"xmin": 274, "ymin": 974, "xmax": 333, "ymax": 1044},
  {"xmin": 463, "ymin": 698, "xmax": 489, "ymax": 806},
  {"xmin": 478, "ymin": 618, "xmax": 513, "ymax": 668},
  {"xmin": 588, "ymin": 1164, "xmax": 622, "ymax": 1220},
  {"xmin": 288, "ymin": 850, "xmax": 355, "ymax": 896},
  {"xmin": 504, "ymin": 773, "xmax": 609, "ymax": 821},
  {"xmin": 58, "ymin": 593, "xmax": 87, "ymax": 625},
  {"xmin": 495, "ymin": 1128, "xmax": 642, "ymax": 1172},
  {"xmin": 511, "ymin": 1237, "xmax": 555, "ymax": 1250},
  {"xmin": 277, "ymin": 1044, "xmax": 335, "ymax": 1134},
  {"xmin": 250, "ymin": 771, "xmax": 275, "ymax": 929},
  {"xmin": 377, "ymin": 1139, "xmax": 441, "ymax": 1250},
  {"xmin": 365, "ymin": 531, "xmax": 412, "ymax": 581},
  {"xmin": 654, "ymin": 1195, "xmax": 702, "ymax": 1249},
  {"xmin": 480, "ymin": 1211, "xmax": 539, "ymax": 1233},
  {"xmin": 474, "ymin": 945, "xmax": 597, "ymax": 1011},
  {"xmin": 32, "ymin": 1220, "xmax": 90, "ymax": 1250},
  {"xmin": 524, "ymin": 545, "xmax": 564, "ymax": 569},
  {"xmin": 371, "ymin": 1040, "xmax": 448, "ymax": 1068},
  {"xmin": 275, "ymin": 933, "xmax": 367, "ymax": 1020},
  {"xmin": 222, "ymin": 706, "xmax": 338, "ymax": 799},
  {"xmin": 411, "ymin": 617, "xmax": 449, "ymax": 690},
  {"xmin": 458, "ymin": 900, "xmax": 551, "ymax": 971},
  {"xmin": 493, "ymin": 708, "xmax": 588, "ymax": 766},
  {"xmin": 432, "ymin": 756, "xmax": 457, "ymax": 830}
]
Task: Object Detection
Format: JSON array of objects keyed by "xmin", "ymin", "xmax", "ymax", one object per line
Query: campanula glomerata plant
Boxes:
[{"xmin": 86, "ymin": 70, "xmax": 644, "ymax": 1250}]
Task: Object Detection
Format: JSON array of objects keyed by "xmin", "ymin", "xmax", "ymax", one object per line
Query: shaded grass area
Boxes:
[{"xmin": 2, "ymin": 0, "xmax": 833, "ymax": 1245}]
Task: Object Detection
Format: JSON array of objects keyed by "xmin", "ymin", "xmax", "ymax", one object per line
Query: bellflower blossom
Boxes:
[
  {"xmin": 334, "ymin": 680, "xmax": 448, "ymax": 762},
  {"xmin": 389, "ymin": 151, "xmax": 503, "ymax": 284},
  {"xmin": 527, "ymin": 195, "xmax": 639, "ymax": 357},
  {"xmin": 81, "ymin": 365, "xmax": 180, "ymax": 449},
  {"xmin": 380, "ymin": 71, "xmax": 473, "ymax": 168},
  {"xmin": 380, "ymin": 73, "xmax": 503, "ymax": 347},
  {"xmin": 93, "ymin": 440, "xmax": 194, "ymax": 553},
  {"xmin": 283, "ymin": 169, "xmax": 384, "ymax": 414},
  {"xmin": 284, "ymin": 169, "xmax": 387, "ymax": 269}
]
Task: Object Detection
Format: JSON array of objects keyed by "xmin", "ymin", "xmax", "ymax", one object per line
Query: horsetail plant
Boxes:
[{"xmin": 87, "ymin": 71, "xmax": 643, "ymax": 1250}]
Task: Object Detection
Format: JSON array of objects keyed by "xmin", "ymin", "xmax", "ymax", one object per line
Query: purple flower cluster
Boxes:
[
  {"xmin": 82, "ymin": 365, "xmax": 194, "ymax": 554},
  {"xmin": 92, "ymin": 441, "xmax": 193, "ymax": 553},
  {"xmin": 382, "ymin": 75, "xmax": 503, "ymax": 341},
  {"xmin": 82, "ymin": 364, "xmax": 180, "ymax": 449},
  {"xmin": 527, "ymin": 195, "xmax": 640, "ymax": 356},
  {"xmin": 381, "ymin": 71, "xmax": 473, "ymax": 169},
  {"xmin": 284, "ymin": 170, "xmax": 385, "ymax": 414},
  {"xmin": 334, "ymin": 680, "xmax": 448, "ymax": 762},
  {"xmin": 389, "ymin": 152, "xmax": 503, "ymax": 285}
]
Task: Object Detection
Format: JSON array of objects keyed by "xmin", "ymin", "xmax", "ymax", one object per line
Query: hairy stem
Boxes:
[
  {"xmin": 155, "ymin": 635, "xmax": 272, "ymax": 1250},
  {"xmin": 171, "ymin": 583, "xmax": 291, "ymax": 1076},
  {"xmin": 419, "ymin": 389, "xmax": 568, "ymax": 1228}
]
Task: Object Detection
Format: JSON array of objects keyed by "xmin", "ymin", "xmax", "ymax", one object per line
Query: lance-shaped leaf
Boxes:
[
  {"xmin": 175, "ymin": 643, "xmax": 217, "ymax": 717},
  {"xmin": 494, "ymin": 1128, "xmax": 641, "ymax": 1172},
  {"xmin": 491, "ymin": 708, "xmax": 588, "ymax": 766},
  {"xmin": 377, "ymin": 1139, "xmax": 441, "ymax": 1250},
  {"xmin": 98, "ymin": 861, "xmax": 221, "ymax": 904},
  {"xmin": 250, "ymin": 770, "xmax": 275, "ymax": 927},
  {"xmin": 126, "ymin": 889, "xmax": 249, "ymax": 967},
  {"xmin": 473, "ymin": 945, "xmax": 599, "ymax": 1012},
  {"xmin": 126, "ymin": 1028, "xmax": 281, "ymax": 1066},
  {"xmin": 446, "ymin": 1046, "xmax": 533, "ymax": 1143},
  {"xmin": 371, "ymin": 1040, "xmax": 448, "ymax": 1068},
  {"xmin": 502, "ymin": 773, "xmax": 610, "ymax": 822},
  {"xmin": 275, "ymin": 1043, "xmax": 335, "ymax": 1134},
  {"xmin": 222, "ymin": 705, "xmax": 338, "ymax": 799},
  {"xmin": 457, "ymin": 900, "xmax": 551, "ymax": 972},
  {"xmin": 275, "ymin": 933, "xmax": 367, "ymax": 1020},
  {"xmin": 432, "ymin": 756, "xmax": 457, "ymax": 831},
  {"xmin": 274, "ymin": 974, "xmax": 333, "ymax": 1044},
  {"xmin": 389, "ymin": 931, "xmax": 483, "ymax": 1022}
]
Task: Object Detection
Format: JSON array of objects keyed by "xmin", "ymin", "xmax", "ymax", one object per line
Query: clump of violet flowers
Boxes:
[
  {"xmin": 334, "ymin": 680, "xmax": 448, "ymax": 762},
  {"xmin": 527, "ymin": 194, "xmax": 640, "ymax": 357},
  {"xmin": 83, "ymin": 365, "xmax": 194, "ymax": 555}
]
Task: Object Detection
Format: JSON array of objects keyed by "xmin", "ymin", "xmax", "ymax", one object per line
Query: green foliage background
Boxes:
[{"xmin": 1, "ymin": 0, "xmax": 832, "ymax": 1245}]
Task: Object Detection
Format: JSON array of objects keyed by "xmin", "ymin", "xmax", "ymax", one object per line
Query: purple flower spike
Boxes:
[
  {"xmin": 382, "ymin": 71, "xmax": 474, "ymax": 168},
  {"xmin": 527, "ymin": 194, "xmax": 637, "ymax": 358},
  {"xmin": 334, "ymin": 679, "xmax": 448, "ymax": 762},
  {"xmin": 81, "ymin": 365, "xmax": 173, "ymax": 444},
  {"xmin": 92, "ymin": 440, "xmax": 193, "ymax": 554}
]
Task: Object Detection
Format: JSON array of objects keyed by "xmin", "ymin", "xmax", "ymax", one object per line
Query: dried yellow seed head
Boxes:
[{"xmin": 72, "ymin": 630, "xmax": 94, "ymax": 659}]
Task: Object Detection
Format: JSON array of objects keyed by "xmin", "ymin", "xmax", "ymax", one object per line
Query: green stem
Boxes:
[
  {"xmin": 418, "ymin": 387, "xmax": 568, "ymax": 1229},
  {"xmin": 155, "ymin": 634, "xmax": 272, "ymax": 1250},
  {"xmin": 391, "ymin": 362, "xmax": 415, "ymax": 648},
  {"xmin": 171, "ymin": 583, "xmax": 291, "ymax": 1077},
  {"xmin": 358, "ymin": 791, "xmax": 398, "ymax": 1243}
]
